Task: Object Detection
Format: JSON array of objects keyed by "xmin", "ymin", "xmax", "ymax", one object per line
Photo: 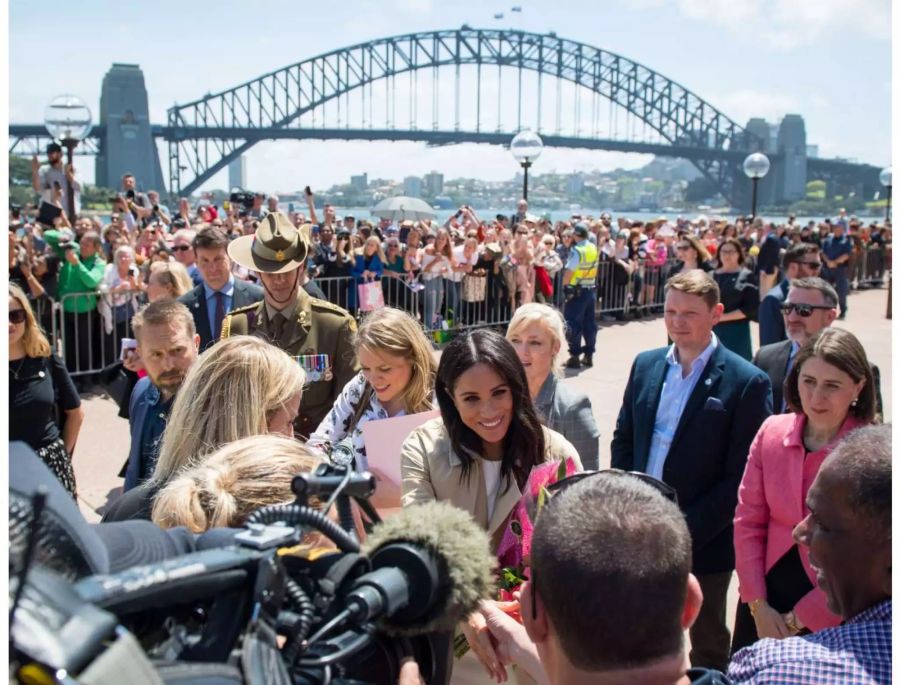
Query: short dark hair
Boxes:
[
  {"xmin": 192, "ymin": 226, "xmax": 230, "ymax": 251},
  {"xmin": 132, "ymin": 298, "xmax": 196, "ymax": 342},
  {"xmin": 531, "ymin": 474, "xmax": 691, "ymax": 670},
  {"xmin": 435, "ymin": 329, "xmax": 545, "ymax": 491},
  {"xmin": 783, "ymin": 242, "xmax": 819, "ymax": 269},
  {"xmin": 788, "ymin": 277, "xmax": 838, "ymax": 308},
  {"xmin": 821, "ymin": 424, "xmax": 891, "ymax": 540},
  {"xmin": 784, "ymin": 328, "xmax": 876, "ymax": 421},
  {"xmin": 665, "ymin": 270, "xmax": 720, "ymax": 309}
]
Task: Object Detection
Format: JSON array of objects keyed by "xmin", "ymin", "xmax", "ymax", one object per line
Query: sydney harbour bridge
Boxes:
[{"xmin": 9, "ymin": 28, "xmax": 883, "ymax": 210}]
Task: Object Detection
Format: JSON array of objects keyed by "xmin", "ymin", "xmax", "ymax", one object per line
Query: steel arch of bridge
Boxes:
[{"xmin": 167, "ymin": 28, "xmax": 764, "ymax": 197}]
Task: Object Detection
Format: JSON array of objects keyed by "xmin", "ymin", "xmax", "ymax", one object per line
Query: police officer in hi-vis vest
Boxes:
[
  {"xmin": 563, "ymin": 222, "xmax": 600, "ymax": 369},
  {"xmin": 222, "ymin": 212, "xmax": 359, "ymax": 438}
]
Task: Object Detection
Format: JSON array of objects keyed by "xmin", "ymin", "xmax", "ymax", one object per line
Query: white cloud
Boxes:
[{"xmin": 625, "ymin": 0, "xmax": 891, "ymax": 51}]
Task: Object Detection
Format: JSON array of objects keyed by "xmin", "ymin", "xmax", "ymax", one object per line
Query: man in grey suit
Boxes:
[
  {"xmin": 178, "ymin": 226, "xmax": 263, "ymax": 351},
  {"xmin": 754, "ymin": 276, "xmax": 882, "ymax": 417}
]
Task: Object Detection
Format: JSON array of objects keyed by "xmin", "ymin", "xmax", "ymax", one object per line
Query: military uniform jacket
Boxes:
[{"xmin": 220, "ymin": 288, "xmax": 360, "ymax": 438}]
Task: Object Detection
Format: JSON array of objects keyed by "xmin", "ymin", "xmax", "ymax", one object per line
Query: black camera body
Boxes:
[
  {"xmin": 10, "ymin": 465, "xmax": 453, "ymax": 685},
  {"xmin": 230, "ymin": 191, "xmax": 258, "ymax": 210}
]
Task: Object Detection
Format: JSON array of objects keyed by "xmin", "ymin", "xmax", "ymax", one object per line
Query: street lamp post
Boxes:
[
  {"xmin": 742, "ymin": 152, "xmax": 771, "ymax": 220},
  {"xmin": 510, "ymin": 130, "xmax": 543, "ymax": 202},
  {"xmin": 879, "ymin": 166, "xmax": 892, "ymax": 224},
  {"xmin": 43, "ymin": 94, "xmax": 93, "ymax": 223}
]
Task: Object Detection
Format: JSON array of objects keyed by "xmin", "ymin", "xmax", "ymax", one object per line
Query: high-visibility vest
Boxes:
[{"xmin": 569, "ymin": 242, "xmax": 599, "ymax": 286}]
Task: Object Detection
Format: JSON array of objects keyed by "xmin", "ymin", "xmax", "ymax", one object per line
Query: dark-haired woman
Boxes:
[
  {"xmin": 732, "ymin": 328, "xmax": 876, "ymax": 652},
  {"xmin": 713, "ymin": 237, "xmax": 758, "ymax": 361},
  {"xmin": 401, "ymin": 328, "xmax": 581, "ymax": 681}
]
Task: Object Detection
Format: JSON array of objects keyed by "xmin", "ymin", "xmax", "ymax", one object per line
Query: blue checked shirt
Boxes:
[{"xmin": 728, "ymin": 600, "xmax": 892, "ymax": 685}]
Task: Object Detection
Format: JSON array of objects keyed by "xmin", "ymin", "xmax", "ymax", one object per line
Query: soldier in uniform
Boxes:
[{"xmin": 222, "ymin": 212, "xmax": 359, "ymax": 438}]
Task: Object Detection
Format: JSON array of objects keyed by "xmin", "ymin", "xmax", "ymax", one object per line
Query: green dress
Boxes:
[{"xmin": 713, "ymin": 269, "xmax": 758, "ymax": 361}]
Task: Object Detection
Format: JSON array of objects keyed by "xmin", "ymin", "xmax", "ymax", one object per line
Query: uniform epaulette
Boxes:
[
  {"xmin": 228, "ymin": 301, "xmax": 262, "ymax": 315},
  {"xmin": 309, "ymin": 297, "xmax": 354, "ymax": 319}
]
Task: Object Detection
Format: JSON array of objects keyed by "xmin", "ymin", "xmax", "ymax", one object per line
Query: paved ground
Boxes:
[{"xmin": 72, "ymin": 286, "xmax": 892, "ymax": 523}]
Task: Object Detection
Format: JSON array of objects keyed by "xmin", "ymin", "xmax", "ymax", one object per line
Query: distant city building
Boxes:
[
  {"xmin": 350, "ymin": 173, "xmax": 368, "ymax": 191},
  {"xmin": 806, "ymin": 145, "xmax": 819, "ymax": 158},
  {"xmin": 404, "ymin": 175, "xmax": 423, "ymax": 197},
  {"xmin": 228, "ymin": 156, "xmax": 247, "ymax": 190},
  {"xmin": 567, "ymin": 173, "xmax": 585, "ymax": 195},
  {"xmin": 424, "ymin": 170, "xmax": 444, "ymax": 195}
]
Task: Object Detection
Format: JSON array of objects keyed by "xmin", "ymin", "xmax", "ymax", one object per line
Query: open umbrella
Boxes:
[{"xmin": 371, "ymin": 196, "xmax": 436, "ymax": 222}]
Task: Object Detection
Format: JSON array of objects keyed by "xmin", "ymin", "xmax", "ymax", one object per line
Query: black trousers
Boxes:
[{"xmin": 689, "ymin": 571, "xmax": 733, "ymax": 672}]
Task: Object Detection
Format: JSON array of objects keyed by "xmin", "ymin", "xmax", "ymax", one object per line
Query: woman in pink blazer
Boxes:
[{"xmin": 732, "ymin": 328, "xmax": 876, "ymax": 652}]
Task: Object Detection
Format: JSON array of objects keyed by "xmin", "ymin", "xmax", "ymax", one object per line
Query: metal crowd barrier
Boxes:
[
  {"xmin": 50, "ymin": 249, "xmax": 890, "ymax": 369},
  {"xmin": 55, "ymin": 288, "xmax": 144, "ymax": 378}
]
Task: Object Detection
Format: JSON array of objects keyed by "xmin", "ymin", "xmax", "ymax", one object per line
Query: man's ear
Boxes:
[
  {"xmin": 681, "ymin": 573, "xmax": 703, "ymax": 632},
  {"xmin": 521, "ymin": 580, "xmax": 549, "ymax": 645},
  {"xmin": 193, "ymin": 333, "xmax": 201, "ymax": 351}
]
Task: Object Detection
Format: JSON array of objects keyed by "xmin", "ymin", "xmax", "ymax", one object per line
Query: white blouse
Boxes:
[{"xmin": 308, "ymin": 371, "xmax": 406, "ymax": 472}]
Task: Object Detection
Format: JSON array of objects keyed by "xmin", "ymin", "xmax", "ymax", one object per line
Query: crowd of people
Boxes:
[{"xmin": 8, "ymin": 146, "xmax": 894, "ymax": 685}]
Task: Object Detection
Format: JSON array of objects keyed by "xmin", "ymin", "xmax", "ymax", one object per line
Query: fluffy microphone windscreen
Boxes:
[{"xmin": 361, "ymin": 501, "xmax": 497, "ymax": 635}]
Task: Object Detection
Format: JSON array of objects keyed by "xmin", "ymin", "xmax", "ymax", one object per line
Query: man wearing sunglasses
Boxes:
[
  {"xmin": 754, "ymin": 277, "xmax": 882, "ymax": 416},
  {"xmin": 171, "ymin": 228, "xmax": 202, "ymax": 287},
  {"xmin": 611, "ymin": 270, "xmax": 772, "ymax": 672},
  {"xmin": 475, "ymin": 472, "xmax": 731, "ymax": 684},
  {"xmin": 758, "ymin": 242, "xmax": 821, "ymax": 346}
]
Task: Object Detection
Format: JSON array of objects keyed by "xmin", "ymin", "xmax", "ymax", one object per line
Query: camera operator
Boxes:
[
  {"xmin": 474, "ymin": 472, "xmax": 729, "ymax": 684},
  {"xmin": 32, "ymin": 143, "xmax": 81, "ymax": 216},
  {"xmin": 120, "ymin": 173, "xmax": 153, "ymax": 222},
  {"xmin": 146, "ymin": 190, "xmax": 170, "ymax": 226}
]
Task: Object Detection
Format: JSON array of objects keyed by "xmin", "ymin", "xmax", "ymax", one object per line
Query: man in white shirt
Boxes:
[
  {"xmin": 611, "ymin": 270, "xmax": 772, "ymax": 672},
  {"xmin": 32, "ymin": 142, "xmax": 81, "ymax": 216}
]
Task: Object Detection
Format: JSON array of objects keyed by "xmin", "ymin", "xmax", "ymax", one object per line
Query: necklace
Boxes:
[{"xmin": 10, "ymin": 357, "xmax": 27, "ymax": 380}]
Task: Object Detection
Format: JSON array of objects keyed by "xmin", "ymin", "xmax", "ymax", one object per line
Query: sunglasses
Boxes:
[
  {"xmin": 530, "ymin": 469, "xmax": 677, "ymax": 619},
  {"xmin": 781, "ymin": 303, "xmax": 833, "ymax": 317},
  {"xmin": 9, "ymin": 309, "xmax": 27, "ymax": 324},
  {"xmin": 798, "ymin": 260, "xmax": 822, "ymax": 270},
  {"xmin": 675, "ymin": 244, "xmax": 691, "ymax": 250},
  {"xmin": 171, "ymin": 245, "xmax": 192, "ymax": 253}
]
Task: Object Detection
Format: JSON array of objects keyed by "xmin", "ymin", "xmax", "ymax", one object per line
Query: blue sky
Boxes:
[{"xmin": 9, "ymin": 0, "xmax": 892, "ymax": 193}]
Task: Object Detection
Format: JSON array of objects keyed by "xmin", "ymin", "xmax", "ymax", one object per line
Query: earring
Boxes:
[{"xmin": 851, "ymin": 398, "xmax": 859, "ymax": 407}]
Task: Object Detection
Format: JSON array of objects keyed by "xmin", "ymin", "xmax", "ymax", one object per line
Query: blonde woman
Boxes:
[
  {"xmin": 10, "ymin": 284, "xmax": 84, "ymax": 497},
  {"xmin": 309, "ymin": 307, "xmax": 436, "ymax": 473},
  {"xmin": 146, "ymin": 261, "xmax": 193, "ymax": 301},
  {"xmin": 103, "ymin": 335, "xmax": 306, "ymax": 522},
  {"xmin": 151, "ymin": 434, "xmax": 323, "ymax": 533},
  {"xmin": 506, "ymin": 303, "xmax": 601, "ymax": 469}
]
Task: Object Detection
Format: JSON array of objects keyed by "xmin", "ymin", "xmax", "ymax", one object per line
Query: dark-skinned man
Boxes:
[{"xmin": 222, "ymin": 212, "xmax": 359, "ymax": 439}]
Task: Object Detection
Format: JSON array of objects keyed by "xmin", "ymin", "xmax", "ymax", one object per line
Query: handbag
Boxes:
[
  {"xmin": 461, "ymin": 273, "xmax": 487, "ymax": 302},
  {"xmin": 357, "ymin": 280, "xmax": 385, "ymax": 312}
]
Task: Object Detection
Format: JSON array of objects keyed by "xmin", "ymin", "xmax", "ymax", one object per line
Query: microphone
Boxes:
[{"xmin": 352, "ymin": 501, "xmax": 497, "ymax": 636}]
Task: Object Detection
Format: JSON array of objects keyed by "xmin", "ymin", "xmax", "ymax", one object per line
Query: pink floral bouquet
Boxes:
[{"xmin": 455, "ymin": 456, "xmax": 579, "ymax": 656}]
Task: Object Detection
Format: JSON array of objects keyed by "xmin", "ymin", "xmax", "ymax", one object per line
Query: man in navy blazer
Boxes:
[
  {"xmin": 177, "ymin": 226, "xmax": 264, "ymax": 351},
  {"xmin": 611, "ymin": 270, "xmax": 772, "ymax": 672},
  {"xmin": 757, "ymin": 242, "xmax": 821, "ymax": 346},
  {"xmin": 122, "ymin": 300, "xmax": 199, "ymax": 492}
]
